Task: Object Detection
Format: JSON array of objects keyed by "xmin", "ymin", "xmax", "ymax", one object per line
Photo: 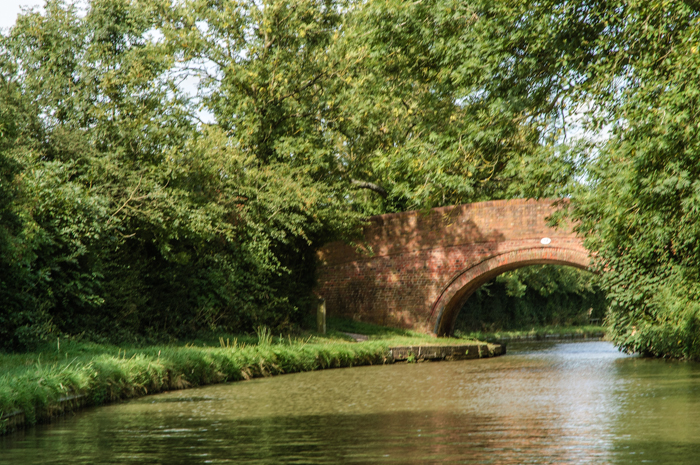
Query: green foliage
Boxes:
[
  {"xmin": 167, "ymin": 0, "xmax": 585, "ymax": 215},
  {"xmin": 570, "ymin": 1, "xmax": 700, "ymax": 358},
  {"xmin": 1, "ymin": 0, "xmax": 205, "ymax": 347},
  {"xmin": 0, "ymin": 56, "xmax": 56, "ymax": 350},
  {"xmin": 5, "ymin": 0, "xmax": 699, "ymax": 361},
  {"xmin": 334, "ymin": 0, "xmax": 587, "ymax": 212},
  {"xmin": 0, "ymin": 0, "xmax": 363, "ymax": 349},
  {"xmin": 455, "ymin": 266, "xmax": 607, "ymax": 333},
  {"xmin": 2, "ymin": 0, "xmax": 585, "ymax": 349}
]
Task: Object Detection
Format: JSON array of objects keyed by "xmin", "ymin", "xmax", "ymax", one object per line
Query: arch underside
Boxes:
[{"xmin": 431, "ymin": 247, "xmax": 591, "ymax": 336}]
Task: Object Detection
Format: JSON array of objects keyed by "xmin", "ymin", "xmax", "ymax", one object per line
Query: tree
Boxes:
[
  {"xmin": 331, "ymin": 0, "xmax": 616, "ymax": 213},
  {"xmin": 572, "ymin": 1, "xmax": 700, "ymax": 358},
  {"xmin": 8, "ymin": 0, "xmax": 697, "ymax": 358},
  {"xmin": 1, "ymin": 0, "xmax": 366, "ymax": 347}
]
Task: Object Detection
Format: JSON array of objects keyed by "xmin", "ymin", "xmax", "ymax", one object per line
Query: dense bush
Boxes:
[{"xmin": 0, "ymin": 0, "xmax": 362, "ymax": 349}]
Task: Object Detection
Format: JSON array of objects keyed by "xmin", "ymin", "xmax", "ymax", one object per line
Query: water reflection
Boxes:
[{"xmin": 3, "ymin": 342, "xmax": 700, "ymax": 464}]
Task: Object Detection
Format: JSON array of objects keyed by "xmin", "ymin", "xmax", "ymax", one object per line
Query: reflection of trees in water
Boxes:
[{"xmin": 610, "ymin": 359, "xmax": 700, "ymax": 463}]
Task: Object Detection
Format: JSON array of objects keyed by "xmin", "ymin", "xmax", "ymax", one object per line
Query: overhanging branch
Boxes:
[{"xmin": 351, "ymin": 179, "xmax": 388, "ymax": 198}]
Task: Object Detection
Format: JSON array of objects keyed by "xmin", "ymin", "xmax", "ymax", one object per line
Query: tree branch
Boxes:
[
  {"xmin": 107, "ymin": 175, "xmax": 143, "ymax": 225},
  {"xmin": 351, "ymin": 179, "xmax": 388, "ymax": 198}
]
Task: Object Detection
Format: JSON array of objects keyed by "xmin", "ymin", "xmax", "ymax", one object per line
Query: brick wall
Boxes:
[{"xmin": 315, "ymin": 199, "xmax": 590, "ymax": 335}]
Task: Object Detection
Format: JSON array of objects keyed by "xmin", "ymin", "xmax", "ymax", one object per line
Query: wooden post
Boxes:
[{"xmin": 317, "ymin": 298, "xmax": 326, "ymax": 334}]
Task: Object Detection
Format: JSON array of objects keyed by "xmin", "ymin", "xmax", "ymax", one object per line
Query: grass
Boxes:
[
  {"xmin": 454, "ymin": 324, "xmax": 607, "ymax": 343},
  {"xmin": 0, "ymin": 324, "xmax": 481, "ymax": 435}
]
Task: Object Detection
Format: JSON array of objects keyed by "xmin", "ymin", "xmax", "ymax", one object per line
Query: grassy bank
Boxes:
[
  {"xmin": 455, "ymin": 325, "xmax": 608, "ymax": 343},
  {"xmin": 0, "ymin": 328, "xmax": 480, "ymax": 435}
]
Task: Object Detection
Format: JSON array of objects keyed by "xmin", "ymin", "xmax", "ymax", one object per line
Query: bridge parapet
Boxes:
[{"xmin": 315, "ymin": 199, "xmax": 589, "ymax": 335}]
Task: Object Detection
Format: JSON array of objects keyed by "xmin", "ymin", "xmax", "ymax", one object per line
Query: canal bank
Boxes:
[
  {"xmin": 8, "ymin": 341, "xmax": 700, "ymax": 465},
  {"xmin": 0, "ymin": 335, "xmax": 503, "ymax": 436}
]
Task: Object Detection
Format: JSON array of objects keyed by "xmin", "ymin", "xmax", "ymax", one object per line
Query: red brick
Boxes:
[{"xmin": 315, "ymin": 199, "xmax": 589, "ymax": 335}]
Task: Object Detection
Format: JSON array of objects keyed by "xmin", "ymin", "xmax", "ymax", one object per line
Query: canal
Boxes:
[{"xmin": 3, "ymin": 341, "xmax": 700, "ymax": 464}]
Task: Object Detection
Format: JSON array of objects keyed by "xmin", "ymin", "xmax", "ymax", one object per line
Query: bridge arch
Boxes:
[
  {"xmin": 429, "ymin": 247, "xmax": 591, "ymax": 336},
  {"xmin": 315, "ymin": 199, "xmax": 591, "ymax": 336}
]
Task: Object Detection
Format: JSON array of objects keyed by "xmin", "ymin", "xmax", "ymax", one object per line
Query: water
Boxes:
[{"xmin": 3, "ymin": 341, "xmax": 700, "ymax": 464}]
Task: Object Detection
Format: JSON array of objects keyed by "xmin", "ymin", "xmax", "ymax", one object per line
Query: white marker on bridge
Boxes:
[{"xmin": 540, "ymin": 237, "xmax": 552, "ymax": 245}]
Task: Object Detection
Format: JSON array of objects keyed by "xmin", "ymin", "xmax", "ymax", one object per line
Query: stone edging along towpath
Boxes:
[{"xmin": 390, "ymin": 343, "xmax": 505, "ymax": 361}]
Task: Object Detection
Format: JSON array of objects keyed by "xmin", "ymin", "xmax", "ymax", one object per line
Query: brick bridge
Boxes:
[{"xmin": 315, "ymin": 199, "xmax": 590, "ymax": 336}]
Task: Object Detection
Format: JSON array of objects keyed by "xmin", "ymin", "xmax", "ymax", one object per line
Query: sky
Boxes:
[{"xmin": 1, "ymin": 1, "xmax": 43, "ymax": 30}]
